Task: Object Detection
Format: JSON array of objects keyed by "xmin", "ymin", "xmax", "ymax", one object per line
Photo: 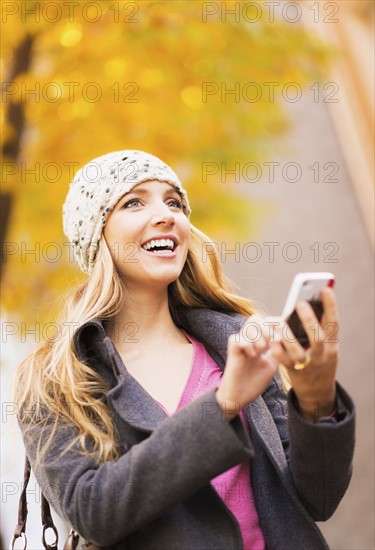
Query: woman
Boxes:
[{"xmin": 15, "ymin": 150, "xmax": 355, "ymax": 550}]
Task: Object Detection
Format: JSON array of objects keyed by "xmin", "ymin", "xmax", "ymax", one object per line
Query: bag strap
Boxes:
[
  {"xmin": 11, "ymin": 455, "xmax": 31, "ymax": 549},
  {"xmin": 63, "ymin": 530, "xmax": 80, "ymax": 550},
  {"xmin": 41, "ymin": 492, "xmax": 59, "ymax": 549},
  {"xmin": 12, "ymin": 455, "xmax": 80, "ymax": 550}
]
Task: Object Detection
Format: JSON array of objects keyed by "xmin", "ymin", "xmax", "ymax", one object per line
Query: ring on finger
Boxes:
[{"xmin": 293, "ymin": 354, "xmax": 312, "ymax": 371}]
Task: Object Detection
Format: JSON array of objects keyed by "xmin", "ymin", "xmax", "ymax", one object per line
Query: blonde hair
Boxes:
[{"xmin": 15, "ymin": 224, "xmax": 289, "ymax": 464}]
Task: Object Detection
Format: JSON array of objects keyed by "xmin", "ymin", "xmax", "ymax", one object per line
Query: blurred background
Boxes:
[{"xmin": 1, "ymin": 1, "xmax": 374, "ymax": 548}]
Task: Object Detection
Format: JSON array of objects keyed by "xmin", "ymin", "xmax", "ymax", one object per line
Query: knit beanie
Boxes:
[{"xmin": 62, "ymin": 150, "xmax": 191, "ymax": 274}]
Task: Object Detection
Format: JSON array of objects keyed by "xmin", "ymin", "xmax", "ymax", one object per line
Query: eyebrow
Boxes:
[{"xmin": 124, "ymin": 186, "xmax": 181, "ymax": 197}]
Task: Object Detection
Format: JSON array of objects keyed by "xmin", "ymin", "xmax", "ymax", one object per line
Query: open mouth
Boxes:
[{"xmin": 141, "ymin": 238, "xmax": 177, "ymax": 254}]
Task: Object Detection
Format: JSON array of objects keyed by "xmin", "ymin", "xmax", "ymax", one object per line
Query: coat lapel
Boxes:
[
  {"xmin": 106, "ymin": 362, "xmax": 169, "ymax": 432},
  {"xmin": 74, "ymin": 318, "xmax": 168, "ymax": 432},
  {"xmin": 245, "ymin": 399, "xmax": 288, "ymax": 475},
  {"xmin": 106, "ymin": 338, "xmax": 174, "ymax": 432},
  {"xmin": 179, "ymin": 308, "xmax": 288, "ymax": 474},
  {"xmin": 74, "ymin": 309, "xmax": 288, "ymax": 473}
]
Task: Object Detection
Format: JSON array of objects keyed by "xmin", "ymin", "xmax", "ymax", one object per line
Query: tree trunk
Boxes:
[{"xmin": 1, "ymin": 33, "xmax": 34, "ymax": 279}]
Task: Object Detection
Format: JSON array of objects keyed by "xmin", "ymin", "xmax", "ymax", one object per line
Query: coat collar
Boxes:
[
  {"xmin": 73, "ymin": 308, "xmax": 288, "ymax": 474},
  {"xmin": 73, "ymin": 308, "xmax": 246, "ymax": 429},
  {"xmin": 73, "ymin": 307, "xmax": 245, "ymax": 379},
  {"xmin": 73, "ymin": 308, "xmax": 245, "ymax": 430}
]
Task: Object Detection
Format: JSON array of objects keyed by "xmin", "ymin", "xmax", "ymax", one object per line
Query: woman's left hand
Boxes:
[{"xmin": 271, "ymin": 287, "xmax": 339, "ymax": 422}]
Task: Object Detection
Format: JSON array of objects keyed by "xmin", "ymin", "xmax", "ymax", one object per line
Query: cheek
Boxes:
[
  {"xmin": 184, "ymin": 232, "xmax": 191, "ymax": 251},
  {"xmin": 103, "ymin": 216, "xmax": 115, "ymax": 243},
  {"xmin": 103, "ymin": 221, "xmax": 124, "ymax": 267},
  {"xmin": 180, "ymin": 229, "xmax": 191, "ymax": 263},
  {"xmin": 103, "ymin": 213, "xmax": 127, "ymax": 246},
  {"xmin": 181, "ymin": 219, "xmax": 191, "ymax": 240}
]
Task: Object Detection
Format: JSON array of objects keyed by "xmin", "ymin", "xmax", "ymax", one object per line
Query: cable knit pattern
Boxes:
[{"xmin": 62, "ymin": 150, "xmax": 191, "ymax": 273}]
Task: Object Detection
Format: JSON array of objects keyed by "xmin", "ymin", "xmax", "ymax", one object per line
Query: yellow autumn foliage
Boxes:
[{"xmin": 1, "ymin": 1, "xmax": 332, "ymax": 324}]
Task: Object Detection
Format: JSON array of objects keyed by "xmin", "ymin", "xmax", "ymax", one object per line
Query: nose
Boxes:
[{"xmin": 151, "ymin": 202, "xmax": 176, "ymax": 227}]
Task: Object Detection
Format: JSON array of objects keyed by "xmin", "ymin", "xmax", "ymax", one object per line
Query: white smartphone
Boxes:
[{"xmin": 281, "ymin": 272, "xmax": 335, "ymax": 349}]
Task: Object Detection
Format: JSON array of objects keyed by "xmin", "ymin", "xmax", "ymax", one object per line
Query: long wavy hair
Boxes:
[{"xmin": 14, "ymin": 223, "xmax": 290, "ymax": 464}]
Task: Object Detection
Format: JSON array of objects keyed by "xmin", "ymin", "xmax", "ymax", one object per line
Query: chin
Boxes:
[{"xmin": 119, "ymin": 264, "xmax": 185, "ymax": 289}]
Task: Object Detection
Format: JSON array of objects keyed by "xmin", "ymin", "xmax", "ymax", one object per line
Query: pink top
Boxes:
[{"xmin": 155, "ymin": 330, "xmax": 265, "ymax": 550}]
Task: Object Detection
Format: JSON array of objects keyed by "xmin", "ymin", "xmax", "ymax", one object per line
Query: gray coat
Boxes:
[{"xmin": 20, "ymin": 307, "xmax": 355, "ymax": 550}]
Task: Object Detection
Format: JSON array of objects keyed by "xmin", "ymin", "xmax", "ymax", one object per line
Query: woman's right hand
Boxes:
[{"xmin": 215, "ymin": 316, "xmax": 281, "ymax": 420}]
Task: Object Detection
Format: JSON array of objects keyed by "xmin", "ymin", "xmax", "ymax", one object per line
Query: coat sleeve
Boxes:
[
  {"xmin": 19, "ymin": 388, "xmax": 253, "ymax": 546},
  {"xmin": 262, "ymin": 373, "xmax": 355, "ymax": 521}
]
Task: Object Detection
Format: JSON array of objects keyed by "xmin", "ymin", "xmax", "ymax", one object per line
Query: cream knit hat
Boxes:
[{"xmin": 62, "ymin": 150, "xmax": 191, "ymax": 273}]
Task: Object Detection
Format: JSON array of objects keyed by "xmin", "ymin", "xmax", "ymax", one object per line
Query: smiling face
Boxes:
[{"xmin": 103, "ymin": 180, "xmax": 191, "ymax": 292}]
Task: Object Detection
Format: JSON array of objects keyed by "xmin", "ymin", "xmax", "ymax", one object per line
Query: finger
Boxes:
[
  {"xmin": 261, "ymin": 348, "xmax": 281, "ymax": 371},
  {"xmin": 232, "ymin": 332, "xmax": 268, "ymax": 358},
  {"xmin": 240, "ymin": 315, "xmax": 264, "ymax": 345},
  {"xmin": 242, "ymin": 315, "xmax": 283, "ymax": 346},
  {"xmin": 295, "ymin": 301, "xmax": 325, "ymax": 352},
  {"xmin": 253, "ymin": 334, "xmax": 270, "ymax": 354},
  {"xmin": 263, "ymin": 316, "xmax": 283, "ymax": 345},
  {"xmin": 321, "ymin": 287, "xmax": 338, "ymax": 322},
  {"xmin": 320, "ymin": 288, "xmax": 339, "ymax": 351},
  {"xmin": 320, "ymin": 287, "xmax": 340, "ymax": 338},
  {"xmin": 270, "ymin": 341, "xmax": 294, "ymax": 369},
  {"xmin": 279, "ymin": 320, "xmax": 309, "ymax": 363},
  {"xmin": 244, "ymin": 342, "xmax": 257, "ymax": 358}
]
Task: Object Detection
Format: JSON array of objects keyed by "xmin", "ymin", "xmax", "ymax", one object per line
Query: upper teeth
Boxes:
[{"xmin": 142, "ymin": 239, "xmax": 175, "ymax": 250}]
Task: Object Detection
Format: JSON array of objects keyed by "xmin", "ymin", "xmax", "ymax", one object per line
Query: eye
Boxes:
[
  {"xmin": 123, "ymin": 198, "xmax": 141, "ymax": 208},
  {"xmin": 167, "ymin": 198, "xmax": 183, "ymax": 209}
]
